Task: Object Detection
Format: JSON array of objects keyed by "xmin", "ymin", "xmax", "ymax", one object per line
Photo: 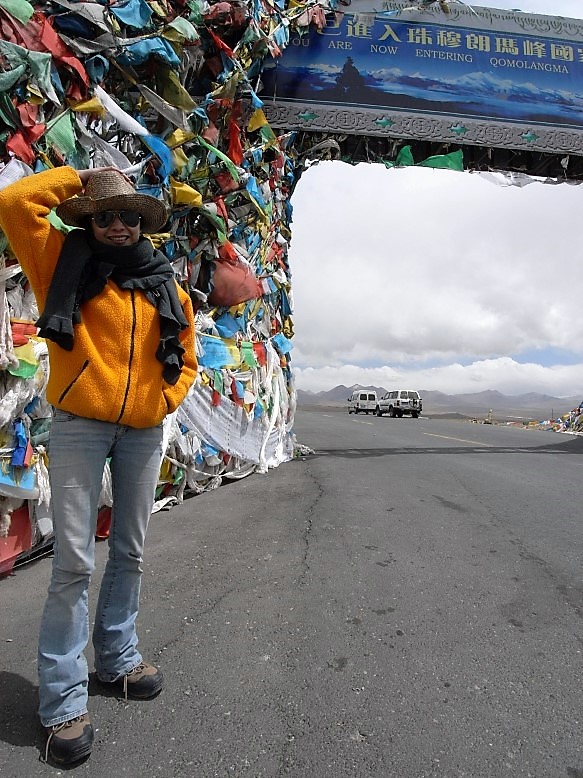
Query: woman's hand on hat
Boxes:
[{"xmin": 77, "ymin": 167, "xmax": 134, "ymax": 190}]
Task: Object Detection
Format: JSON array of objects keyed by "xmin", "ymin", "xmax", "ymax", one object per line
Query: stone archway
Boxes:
[{"xmin": 0, "ymin": 0, "xmax": 581, "ymax": 567}]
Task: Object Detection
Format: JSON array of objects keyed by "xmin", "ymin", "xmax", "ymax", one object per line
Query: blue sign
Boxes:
[{"xmin": 260, "ymin": 4, "xmax": 583, "ymax": 155}]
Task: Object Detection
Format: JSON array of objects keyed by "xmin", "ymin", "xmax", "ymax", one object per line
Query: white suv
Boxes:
[{"xmin": 376, "ymin": 390, "xmax": 422, "ymax": 418}]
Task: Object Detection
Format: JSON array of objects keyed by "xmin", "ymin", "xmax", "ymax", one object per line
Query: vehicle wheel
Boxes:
[
  {"xmin": 412, "ymin": 412, "xmax": 419, "ymax": 418},
  {"xmin": 389, "ymin": 407, "xmax": 395, "ymax": 417},
  {"xmin": 376, "ymin": 407, "xmax": 382, "ymax": 416}
]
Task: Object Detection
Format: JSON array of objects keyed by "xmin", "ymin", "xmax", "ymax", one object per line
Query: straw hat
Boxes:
[{"xmin": 56, "ymin": 169, "xmax": 168, "ymax": 233}]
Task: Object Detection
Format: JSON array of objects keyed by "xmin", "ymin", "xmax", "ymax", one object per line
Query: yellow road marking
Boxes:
[{"xmin": 423, "ymin": 432, "xmax": 496, "ymax": 447}]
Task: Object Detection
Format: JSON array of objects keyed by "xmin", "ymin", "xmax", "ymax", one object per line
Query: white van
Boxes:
[{"xmin": 348, "ymin": 390, "xmax": 378, "ymax": 415}]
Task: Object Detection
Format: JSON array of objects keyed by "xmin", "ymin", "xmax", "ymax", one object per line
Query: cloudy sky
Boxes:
[{"xmin": 287, "ymin": 0, "xmax": 583, "ymax": 397}]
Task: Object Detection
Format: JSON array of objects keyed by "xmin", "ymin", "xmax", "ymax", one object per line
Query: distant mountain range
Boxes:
[{"xmin": 296, "ymin": 384, "xmax": 581, "ymax": 421}]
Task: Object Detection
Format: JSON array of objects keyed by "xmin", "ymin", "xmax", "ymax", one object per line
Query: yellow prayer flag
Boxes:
[
  {"xmin": 170, "ymin": 178, "xmax": 203, "ymax": 207},
  {"xmin": 224, "ymin": 339, "xmax": 242, "ymax": 368},
  {"xmin": 27, "ymin": 84, "xmax": 44, "ymax": 105},
  {"xmin": 13, "ymin": 341, "xmax": 37, "ymax": 366},
  {"xmin": 160, "ymin": 69, "xmax": 197, "ymax": 111},
  {"xmin": 69, "ymin": 96, "xmax": 106, "ymax": 115},
  {"xmin": 166, "ymin": 128, "xmax": 195, "ymax": 148},
  {"xmin": 172, "ymin": 147, "xmax": 189, "ymax": 171},
  {"xmin": 247, "ymin": 109, "xmax": 268, "ymax": 133}
]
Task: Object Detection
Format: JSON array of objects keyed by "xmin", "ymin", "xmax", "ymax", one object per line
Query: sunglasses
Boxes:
[{"xmin": 92, "ymin": 210, "xmax": 141, "ymax": 229}]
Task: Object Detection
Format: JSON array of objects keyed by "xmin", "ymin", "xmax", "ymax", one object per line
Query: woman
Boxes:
[{"xmin": 0, "ymin": 166, "xmax": 198, "ymax": 765}]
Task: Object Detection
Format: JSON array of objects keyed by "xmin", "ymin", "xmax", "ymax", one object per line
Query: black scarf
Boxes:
[{"xmin": 36, "ymin": 230, "xmax": 189, "ymax": 385}]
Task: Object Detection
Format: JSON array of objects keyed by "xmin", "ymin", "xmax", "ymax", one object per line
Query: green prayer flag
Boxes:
[
  {"xmin": 259, "ymin": 125, "xmax": 276, "ymax": 143},
  {"xmin": 197, "ymin": 136, "xmax": 240, "ymax": 183},
  {"xmin": 0, "ymin": 92, "xmax": 20, "ymax": 129},
  {"xmin": 395, "ymin": 145, "xmax": 415, "ymax": 167},
  {"xmin": 213, "ymin": 369, "xmax": 223, "ymax": 394},
  {"xmin": 199, "ymin": 205, "xmax": 227, "ymax": 243},
  {"xmin": 45, "ymin": 111, "xmax": 77, "ymax": 158},
  {"xmin": 241, "ymin": 342, "xmax": 258, "ymax": 368},
  {"xmin": 0, "ymin": 0, "xmax": 33, "ymax": 24},
  {"xmin": 0, "ymin": 64, "xmax": 26, "ymax": 93},
  {"xmin": 417, "ymin": 149, "xmax": 464, "ymax": 171},
  {"xmin": 8, "ymin": 360, "xmax": 37, "ymax": 379},
  {"xmin": 0, "ymin": 41, "xmax": 58, "ymax": 103},
  {"xmin": 185, "ymin": 0, "xmax": 205, "ymax": 24},
  {"xmin": 164, "ymin": 16, "xmax": 199, "ymax": 41},
  {"xmin": 46, "ymin": 209, "xmax": 76, "ymax": 233}
]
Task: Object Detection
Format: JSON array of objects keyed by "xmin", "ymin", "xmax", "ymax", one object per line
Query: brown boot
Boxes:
[
  {"xmin": 101, "ymin": 661, "xmax": 164, "ymax": 700},
  {"xmin": 44, "ymin": 713, "xmax": 94, "ymax": 765}
]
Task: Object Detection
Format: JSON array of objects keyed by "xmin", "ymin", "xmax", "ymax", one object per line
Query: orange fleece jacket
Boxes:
[{"xmin": 0, "ymin": 166, "xmax": 198, "ymax": 428}]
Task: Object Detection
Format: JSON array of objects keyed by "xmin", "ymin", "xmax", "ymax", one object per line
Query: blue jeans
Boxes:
[{"xmin": 38, "ymin": 410, "xmax": 164, "ymax": 727}]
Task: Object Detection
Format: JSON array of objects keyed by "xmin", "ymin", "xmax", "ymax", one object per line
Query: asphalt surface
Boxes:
[{"xmin": 1, "ymin": 409, "xmax": 582, "ymax": 777}]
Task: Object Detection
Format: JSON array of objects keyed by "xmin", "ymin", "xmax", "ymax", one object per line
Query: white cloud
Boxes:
[
  {"xmin": 290, "ymin": 163, "xmax": 582, "ymax": 354},
  {"xmin": 294, "ymin": 359, "xmax": 583, "ymax": 397},
  {"xmin": 288, "ymin": 162, "xmax": 583, "ymax": 393}
]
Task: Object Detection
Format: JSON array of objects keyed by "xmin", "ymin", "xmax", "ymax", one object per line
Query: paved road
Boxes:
[{"xmin": 1, "ymin": 410, "xmax": 582, "ymax": 777}]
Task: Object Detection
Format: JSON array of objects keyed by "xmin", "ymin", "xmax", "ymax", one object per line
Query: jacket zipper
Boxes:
[
  {"xmin": 58, "ymin": 360, "xmax": 89, "ymax": 403},
  {"xmin": 116, "ymin": 290, "xmax": 137, "ymax": 423}
]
